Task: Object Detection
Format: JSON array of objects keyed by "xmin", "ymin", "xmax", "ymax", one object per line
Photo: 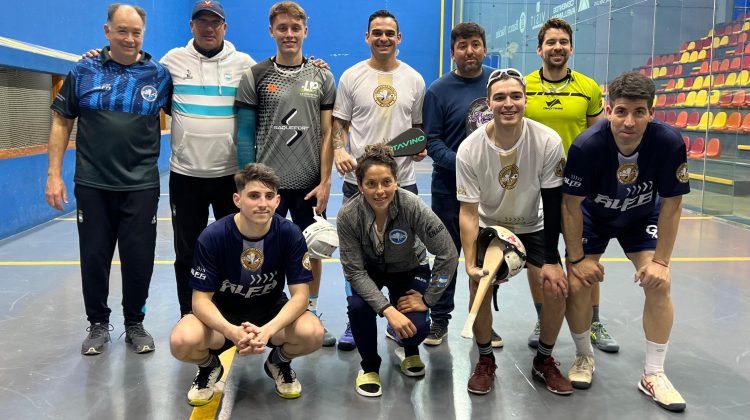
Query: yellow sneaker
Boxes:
[
  {"xmin": 638, "ymin": 372, "xmax": 687, "ymax": 412},
  {"xmin": 568, "ymin": 353, "xmax": 595, "ymax": 389}
]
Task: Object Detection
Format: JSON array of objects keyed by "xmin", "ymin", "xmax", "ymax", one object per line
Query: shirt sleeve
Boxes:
[
  {"xmin": 424, "ymin": 88, "xmax": 456, "ymax": 171},
  {"xmin": 586, "ymin": 79, "xmax": 604, "ymax": 117},
  {"xmin": 283, "ymin": 224, "xmax": 313, "ymax": 285},
  {"xmin": 540, "ymin": 134, "xmax": 566, "ymax": 189},
  {"xmin": 655, "ymin": 126, "xmax": 691, "ymax": 197},
  {"xmin": 411, "ymin": 75, "xmax": 426, "ymax": 125},
  {"xmin": 320, "ymin": 69, "xmax": 336, "ymax": 110},
  {"xmin": 455, "ymin": 147, "xmax": 481, "ymax": 203},
  {"xmin": 234, "ymin": 69, "xmax": 257, "ymax": 109},
  {"xmin": 332, "ymin": 72, "xmax": 353, "ymax": 121},
  {"xmin": 562, "ymin": 142, "xmax": 591, "ymax": 197},
  {"xmin": 50, "ymin": 72, "xmax": 79, "ymax": 119},
  {"xmin": 190, "ymin": 234, "xmax": 222, "ymax": 292}
]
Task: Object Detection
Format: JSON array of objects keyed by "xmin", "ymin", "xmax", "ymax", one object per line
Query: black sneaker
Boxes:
[
  {"xmin": 81, "ymin": 322, "xmax": 112, "ymax": 355},
  {"xmin": 124, "ymin": 323, "xmax": 155, "ymax": 353},
  {"xmin": 491, "ymin": 329, "xmax": 504, "ymax": 348},
  {"xmin": 423, "ymin": 318, "xmax": 448, "ymax": 346},
  {"xmin": 187, "ymin": 364, "xmax": 224, "ymax": 406}
]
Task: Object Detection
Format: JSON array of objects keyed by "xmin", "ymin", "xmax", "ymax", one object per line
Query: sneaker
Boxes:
[
  {"xmin": 394, "ymin": 347, "xmax": 426, "ymax": 377},
  {"xmin": 337, "ymin": 323, "xmax": 356, "ymax": 351},
  {"xmin": 124, "ymin": 323, "xmax": 155, "ymax": 353},
  {"xmin": 187, "ymin": 364, "xmax": 224, "ymax": 406},
  {"xmin": 264, "ymin": 353, "xmax": 302, "ymax": 399},
  {"xmin": 568, "ymin": 353, "xmax": 595, "ymax": 389},
  {"xmin": 591, "ymin": 322, "xmax": 620, "ymax": 353},
  {"xmin": 423, "ymin": 318, "xmax": 448, "ymax": 346},
  {"xmin": 385, "ymin": 324, "xmax": 403, "ymax": 345},
  {"xmin": 355, "ymin": 369, "xmax": 382, "ymax": 397},
  {"xmin": 638, "ymin": 372, "xmax": 687, "ymax": 412},
  {"xmin": 491, "ymin": 329, "xmax": 504, "ymax": 348},
  {"xmin": 527, "ymin": 320, "xmax": 541, "ymax": 348},
  {"xmin": 532, "ymin": 357, "xmax": 573, "ymax": 395},
  {"xmin": 467, "ymin": 356, "xmax": 497, "ymax": 395},
  {"xmin": 81, "ymin": 322, "xmax": 112, "ymax": 355},
  {"xmin": 317, "ymin": 314, "xmax": 336, "ymax": 347}
]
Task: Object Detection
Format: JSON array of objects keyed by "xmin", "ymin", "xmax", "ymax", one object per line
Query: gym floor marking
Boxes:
[{"xmin": 2, "ymin": 257, "xmax": 750, "ymax": 266}]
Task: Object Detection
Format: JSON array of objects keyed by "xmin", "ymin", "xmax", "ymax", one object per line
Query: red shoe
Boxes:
[
  {"xmin": 467, "ymin": 356, "xmax": 497, "ymax": 395},
  {"xmin": 532, "ymin": 356, "xmax": 573, "ymax": 395}
]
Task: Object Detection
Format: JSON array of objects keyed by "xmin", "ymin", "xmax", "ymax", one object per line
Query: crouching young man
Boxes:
[{"xmin": 170, "ymin": 163, "xmax": 324, "ymax": 405}]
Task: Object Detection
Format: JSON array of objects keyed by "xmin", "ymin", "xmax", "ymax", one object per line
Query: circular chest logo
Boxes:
[
  {"xmin": 389, "ymin": 229, "xmax": 408, "ymax": 245},
  {"xmin": 140, "ymin": 85, "xmax": 158, "ymax": 102},
  {"xmin": 373, "ymin": 85, "xmax": 397, "ymax": 107},
  {"xmin": 554, "ymin": 157, "xmax": 566, "ymax": 178},
  {"xmin": 498, "ymin": 164, "xmax": 520, "ymax": 189},
  {"xmin": 466, "ymin": 97, "xmax": 493, "ymax": 136},
  {"xmin": 240, "ymin": 247, "xmax": 264, "ymax": 271},
  {"xmin": 676, "ymin": 163, "xmax": 689, "ymax": 183},
  {"xmin": 616, "ymin": 163, "xmax": 639, "ymax": 184}
]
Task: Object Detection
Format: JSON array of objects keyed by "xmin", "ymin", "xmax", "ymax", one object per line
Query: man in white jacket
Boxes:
[{"xmin": 160, "ymin": 0, "xmax": 256, "ymax": 317}]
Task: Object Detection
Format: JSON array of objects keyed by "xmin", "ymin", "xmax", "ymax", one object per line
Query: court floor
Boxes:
[{"xmin": 0, "ymin": 161, "xmax": 749, "ymax": 419}]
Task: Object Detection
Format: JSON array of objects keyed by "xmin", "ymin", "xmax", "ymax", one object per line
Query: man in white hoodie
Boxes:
[{"xmin": 160, "ymin": 1, "xmax": 256, "ymax": 317}]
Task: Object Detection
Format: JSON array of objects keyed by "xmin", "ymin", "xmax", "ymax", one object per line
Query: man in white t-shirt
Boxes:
[
  {"xmin": 456, "ymin": 69, "xmax": 571, "ymax": 396},
  {"xmin": 330, "ymin": 9, "xmax": 427, "ymax": 350}
]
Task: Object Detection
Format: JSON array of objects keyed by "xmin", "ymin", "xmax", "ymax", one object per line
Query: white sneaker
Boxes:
[
  {"xmin": 638, "ymin": 372, "xmax": 686, "ymax": 412},
  {"xmin": 187, "ymin": 364, "xmax": 224, "ymax": 406},
  {"xmin": 568, "ymin": 353, "xmax": 595, "ymax": 389},
  {"xmin": 264, "ymin": 355, "xmax": 301, "ymax": 399}
]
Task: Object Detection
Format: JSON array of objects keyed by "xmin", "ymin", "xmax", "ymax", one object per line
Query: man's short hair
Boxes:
[
  {"xmin": 537, "ymin": 17, "xmax": 572, "ymax": 49},
  {"xmin": 234, "ymin": 163, "xmax": 281, "ymax": 192},
  {"xmin": 450, "ymin": 22, "xmax": 486, "ymax": 51},
  {"xmin": 368, "ymin": 9, "xmax": 399, "ymax": 32},
  {"xmin": 607, "ymin": 71, "xmax": 656, "ymax": 106},
  {"xmin": 269, "ymin": 1, "xmax": 307, "ymax": 25},
  {"xmin": 107, "ymin": 3, "xmax": 147, "ymax": 26}
]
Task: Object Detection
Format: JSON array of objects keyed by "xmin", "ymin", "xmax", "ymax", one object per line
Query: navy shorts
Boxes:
[
  {"xmin": 582, "ymin": 211, "xmax": 659, "ymax": 255},
  {"xmin": 213, "ymin": 296, "xmax": 290, "ymax": 353}
]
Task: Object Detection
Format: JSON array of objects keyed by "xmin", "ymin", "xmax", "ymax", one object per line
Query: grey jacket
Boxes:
[{"xmin": 337, "ymin": 188, "xmax": 458, "ymax": 315}]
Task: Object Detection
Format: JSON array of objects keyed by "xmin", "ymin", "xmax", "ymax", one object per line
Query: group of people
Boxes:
[{"xmin": 43, "ymin": 0, "xmax": 689, "ymax": 413}]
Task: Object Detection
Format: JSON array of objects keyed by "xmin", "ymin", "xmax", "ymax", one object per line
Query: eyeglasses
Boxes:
[
  {"xmin": 193, "ymin": 18, "xmax": 224, "ymax": 29},
  {"xmin": 487, "ymin": 68, "xmax": 526, "ymax": 88}
]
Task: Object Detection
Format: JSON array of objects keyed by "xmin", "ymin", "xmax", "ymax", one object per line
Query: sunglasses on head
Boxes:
[{"xmin": 487, "ymin": 68, "xmax": 526, "ymax": 88}]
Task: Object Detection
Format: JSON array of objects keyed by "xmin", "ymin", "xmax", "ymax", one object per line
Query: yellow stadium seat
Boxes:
[
  {"xmin": 659, "ymin": 67, "xmax": 667, "ymax": 77},
  {"xmin": 720, "ymin": 35, "xmax": 729, "ymax": 47},
  {"xmin": 693, "ymin": 76, "xmax": 704, "ymax": 90},
  {"xmin": 710, "ymin": 112, "xmax": 727, "ymax": 131},
  {"xmin": 709, "ymin": 90, "xmax": 721, "ymax": 106},
  {"xmin": 687, "ymin": 112, "xmax": 713, "ymax": 131},
  {"xmin": 683, "ymin": 90, "xmax": 698, "ymax": 107},
  {"xmin": 703, "ymin": 75, "xmax": 714, "ymax": 89},
  {"xmin": 694, "ymin": 90, "xmax": 709, "ymax": 107},
  {"xmin": 712, "ymin": 37, "xmax": 721, "ymax": 49},
  {"xmin": 743, "ymin": 22, "xmax": 750, "ymax": 32},
  {"xmin": 679, "ymin": 51, "xmax": 690, "ymax": 63},
  {"xmin": 740, "ymin": 70, "xmax": 750, "ymax": 86},
  {"xmin": 675, "ymin": 78, "xmax": 685, "ymax": 90},
  {"xmin": 689, "ymin": 51, "xmax": 699, "ymax": 62},
  {"xmin": 725, "ymin": 72, "xmax": 738, "ymax": 87}
]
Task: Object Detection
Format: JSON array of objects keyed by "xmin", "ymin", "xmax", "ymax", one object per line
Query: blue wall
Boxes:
[
  {"xmin": 224, "ymin": 0, "xmax": 442, "ymax": 83},
  {"xmin": 0, "ymin": 0, "xmax": 442, "ymax": 240}
]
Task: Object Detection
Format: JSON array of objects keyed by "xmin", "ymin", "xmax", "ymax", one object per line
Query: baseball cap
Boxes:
[{"xmin": 192, "ymin": 0, "xmax": 225, "ymax": 20}]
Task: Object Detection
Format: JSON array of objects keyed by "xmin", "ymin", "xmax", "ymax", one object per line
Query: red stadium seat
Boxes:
[
  {"xmin": 741, "ymin": 114, "xmax": 750, "ymax": 133},
  {"xmin": 731, "ymin": 57, "xmax": 742, "ymax": 71},
  {"xmin": 724, "ymin": 112, "xmax": 742, "ymax": 131},
  {"xmin": 731, "ymin": 90, "xmax": 746, "ymax": 108},
  {"xmin": 665, "ymin": 111, "xmax": 677, "ymax": 126},
  {"xmin": 675, "ymin": 92, "xmax": 687, "ymax": 106},
  {"xmin": 719, "ymin": 91, "xmax": 734, "ymax": 107},
  {"xmin": 683, "ymin": 136, "xmax": 690, "ymax": 155},
  {"xmin": 655, "ymin": 110, "xmax": 666, "ymax": 121},
  {"xmin": 674, "ymin": 111, "xmax": 689, "ymax": 128},
  {"xmin": 688, "ymin": 137, "xmax": 705, "ymax": 159}
]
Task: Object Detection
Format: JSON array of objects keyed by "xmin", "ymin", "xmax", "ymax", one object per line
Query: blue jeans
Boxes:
[{"xmin": 429, "ymin": 192, "xmax": 461, "ymax": 321}]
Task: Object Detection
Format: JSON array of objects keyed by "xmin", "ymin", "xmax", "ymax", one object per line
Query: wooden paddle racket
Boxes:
[
  {"xmin": 386, "ymin": 128, "xmax": 427, "ymax": 157},
  {"xmin": 461, "ymin": 239, "xmax": 505, "ymax": 339}
]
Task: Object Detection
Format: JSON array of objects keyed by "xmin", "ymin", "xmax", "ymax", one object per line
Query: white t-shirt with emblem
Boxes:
[
  {"xmin": 456, "ymin": 118, "xmax": 565, "ymax": 234},
  {"xmin": 333, "ymin": 60, "xmax": 426, "ymax": 186}
]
